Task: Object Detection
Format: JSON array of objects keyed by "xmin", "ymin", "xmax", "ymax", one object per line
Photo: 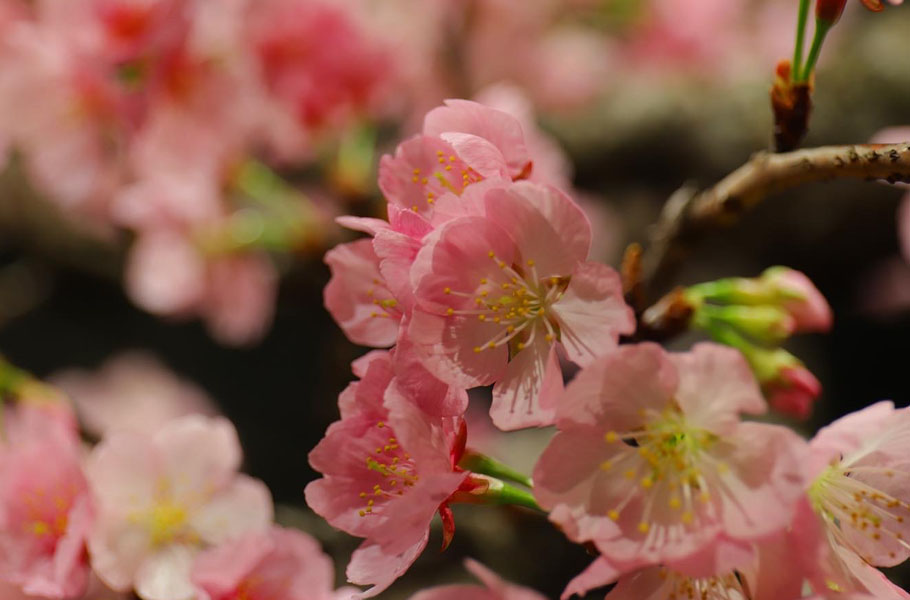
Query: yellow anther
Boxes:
[
  {"xmin": 411, "ymin": 176, "xmax": 419, "ymax": 183},
  {"xmin": 446, "ymin": 308, "xmax": 454, "ymax": 316},
  {"xmin": 640, "ymin": 477, "xmax": 654, "ymax": 489},
  {"xmin": 443, "ymin": 287, "xmax": 451, "ymax": 294},
  {"xmin": 421, "ymin": 177, "xmax": 428, "ymax": 184},
  {"xmin": 516, "ymin": 342, "xmax": 525, "ymax": 350},
  {"xmin": 359, "ymin": 492, "xmax": 367, "ymax": 498},
  {"xmin": 488, "ymin": 251, "xmax": 495, "ymax": 258},
  {"xmin": 411, "ymin": 205, "xmax": 419, "ymax": 212},
  {"xmin": 473, "ymin": 346, "xmax": 482, "ymax": 353},
  {"xmin": 377, "ymin": 422, "xmax": 384, "ymax": 428},
  {"xmin": 608, "ymin": 510, "xmax": 620, "ymax": 521},
  {"xmin": 637, "ymin": 522, "xmax": 650, "ymax": 534},
  {"xmin": 359, "ymin": 510, "xmax": 366, "ymax": 517},
  {"xmin": 669, "ymin": 496, "xmax": 681, "ymax": 509},
  {"xmin": 478, "ymin": 315, "xmax": 486, "ymax": 321},
  {"xmin": 600, "ymin": 460, "xmax": 612, "ymax": 471},
  {"xmin": 682, "ymin": 511, "xmax": 694, "ymax": 524},
  {"xmin": 624, "ymin": 469, "xmax": 636, "ymax": 480},
  {"xmin": 604, "ymin": 431, "xmax": 618, "ymax": 443},
  {"xmin": 527, "ymin": 259, "xmax": 535, "ymax": 266}
]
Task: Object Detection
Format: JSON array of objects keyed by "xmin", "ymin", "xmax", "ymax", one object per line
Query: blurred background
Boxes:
[{"xmin": 1, "ymin": 0, "xmax": 909, "ymax": 596}]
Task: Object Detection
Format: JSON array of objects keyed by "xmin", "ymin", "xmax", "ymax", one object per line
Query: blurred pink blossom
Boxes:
[
  {"xmin": 0, "ymin": 401, "xmax": 92, "ymax": 599},
  {"xmin": 86, "ymin": 415, "xmax": 273, "ymax": 600},
  {"xmin": 50, "ymin": 351, "xmax": 217, "ymax": 439},
  {"xmin": 192, "ymin": 526, "xmax": 355, "ymax": 600}
]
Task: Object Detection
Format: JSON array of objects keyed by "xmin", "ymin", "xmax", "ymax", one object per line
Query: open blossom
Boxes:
[
  {"xmin": 192, "ymin": 526, "xmax": 355, "ymax": 600},
  {"xmin": 305, "ymin": 351, "xmax": 468, "ymax": 597},
  {"xmin": 409, "ymin": 558, "xmax": 545, "ymax": 600},
  {"xmin": 324, "ymin": 238, "xmax": 403, "ymax": 348},
  {"xmin": 805, "ymin": 401, "xmax": 910, "ymax": 597},
  {"xmin": 409, "ymin": 181, "xmax": 634, "ymax": 430},
  {"xmin": 533, "ymin": 343, "xmax": 807, "ymax": 574},
  {"xmin": 0, "ymin": 401, "xmax": 92, "ymax": 598},
  {"xmin": 86, "ymin": 415, "xmax": 273, "ymax": 600}
]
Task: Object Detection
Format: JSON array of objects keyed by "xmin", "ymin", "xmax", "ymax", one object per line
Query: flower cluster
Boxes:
[
  {"xmin": 313, "ymin": 98, "xmax": 910, "ymax": 598},
  {"xmin": 0, "ymin": 357, "xmax": 352, "ymax": 600}
]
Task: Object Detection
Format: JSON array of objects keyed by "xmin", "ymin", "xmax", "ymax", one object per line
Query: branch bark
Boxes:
[{"xmin": 640, "ymin": 142, "xmax": 910, "ymax": 300}]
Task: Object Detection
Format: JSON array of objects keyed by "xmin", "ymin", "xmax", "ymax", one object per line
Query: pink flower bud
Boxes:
[
  {"xmin": 764, "ymin": 365, "xmax": 822, "ymax": 420},
  {"xmin": 760, "ymin": 267, "xmax": 832, "ymax": 333}
]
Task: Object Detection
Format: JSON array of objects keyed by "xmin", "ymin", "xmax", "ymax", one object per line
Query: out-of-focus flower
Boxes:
[
  {"xmin": 86, "ymin": 415, "xmax": 273, "ymax": 600},
  {"xmin": 0, "ymin": 400, "xmax": 92, "ymax": 599},
  {"xmin": 248, "ymin": 0, "xmax": 392, "ymax": 138},
  {"xmin": 305, "ymin": 352, "xmax": 468, "ymax": 597},
  {"xmin": 409, "ymin": 181, "xmax": 633, "ymax": 430},
  {"xmin": 192, "ymin": 526, "xmax": 356, "ymax": 600},
  {"xmin": 533, "ymin": 343, "xmax": 807, "ymax": 575},
  {"xmin": 409, "ymin": 558, "xmax": 545, "ymax": 600},
  {"xmin": 50, "ymin": 351, "xmax": 217, "ymax": 439}
]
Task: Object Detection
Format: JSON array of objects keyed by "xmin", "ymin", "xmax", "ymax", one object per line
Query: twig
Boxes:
[{"xmin": 641, "ymin": 142, "xmax": 910, "ymax": 299}]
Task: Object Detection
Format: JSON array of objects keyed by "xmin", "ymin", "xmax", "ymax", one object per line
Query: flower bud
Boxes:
[
  {"xmin": 744, "ymin": 346, "xmax": 821, "ymax": 420},
  {"xmin": 816, "ymin": 0, "xmax": 848, "ymax": 24}
]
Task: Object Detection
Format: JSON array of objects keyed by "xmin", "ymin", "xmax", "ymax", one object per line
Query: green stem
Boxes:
[
  {"xmin": 458, "ymin": 450, "xmax": 533, "ymax": 488},
  {"xmin": 792, "ymin": 0, "xmax": 811, "ymax": 80},
  {"xmin": 453, "ymin": 475, "xmax": 545, "ymax": 512},
  {"xmin": 799, "ymin": 19, "xmax": 834, "ymax": 83}
]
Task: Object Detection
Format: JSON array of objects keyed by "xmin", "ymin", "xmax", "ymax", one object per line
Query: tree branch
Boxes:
[{"xmin": 640, "ymin": 142, "xmax": 910, "ymax": 300}]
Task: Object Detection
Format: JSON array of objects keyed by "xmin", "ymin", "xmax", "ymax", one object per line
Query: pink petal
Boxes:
[
  {"xmin": 490, "ymin": 339, "xmax": 561, "ymax": 430},
  {"xmin": 561, "ymin": 557, "xmax": 619, "ymax": 600},
  {"xmin": 669, "ymin": 343, "xmax": 766, "ymax": 435},
  {"xmin": 191, "ymin": 531, "xmax": 274, "ymax": 596},
  {"xmin": 324, "ymin": 239, "xmax": 401, "ymax": 348},
  {"xmin": 554, "ymin": 343, "xmax": 677, "ymax": 430},
  {"xmin": 134, "ymin": 544, "xmax": 197, "ymax": 600},
  {"xmin": 437, "ymin": 132, "xmax": 510, "ymax": 179},
  {"xmin": 483, "ymin": 182, "xmax": 591, "ymax": 276},
  {"xmin": 126, "ymin": 231, "xmax": 206, "ymax": 316},
  {"xmin": 155, "ymin": 416, "xmax": 242, "ymax": 504},
  {"xmin": 392, "ymin": 332, "xmax": 468, "ymax": 418},
  {"xmin": 346, "ymin": 534, "xmax": 428, "ymax": 598},
  {"xmin": 553, "ymin": 261, "xmax": 635, "ymax": 366},
  {"xmin": 190, "ymin": 476, "xmax": 273, "ymax": 546},
  {"xmin": 423, "ymin": 99, "xmax": 530, "ymax": 180}
]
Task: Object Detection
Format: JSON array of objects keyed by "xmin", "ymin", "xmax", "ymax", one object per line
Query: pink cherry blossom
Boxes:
[
  {"xmin": 0, "ymin": 24, "xmax": 124, "ymax": 217},
  {"xmin": 305, "ymin": 351, "xmax": 468, "ymax": 597},
  {"xmin": 248, "ymin": 0, "xmax": 392, "ymax": 135},
  {"xmin": 423, "ymin": 99, "xmax": 531, "ymax": 181},
  {"xmin": 192, "ymin": 526, "xmax": 355, "ymax": 600},
  {"xmin": 86, "ymin": 415, "xmax": 273, "ymax": 600},
  {"xmin": 50, "ymin": 351, "xmax": 217, "ymax": 439},
  {"xmin": 409, "ymin": 181, "xmax": 634, "ymax": 430},
  {"xmin": 324, "ymin": 238, "xmax": 403, "ymax": 348},
  {"xmin": 409, "ymin": 558, "xmax": 545, "ymax": 600},
  {"xmin": 804, "ymin": 402, "xmax": 910, "ymax": 598},
  {"xmin": 533, "ymin": 343, "xmax": 808, "ymax": 574},
  {"xmin": 0, "ymin": 400, "xmax": 92, "ymax": 599}
]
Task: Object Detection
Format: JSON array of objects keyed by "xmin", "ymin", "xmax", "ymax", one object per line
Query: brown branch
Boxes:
[{"xmin": 640, "ymin": 142, "xmax": 910, "ymax": 300}]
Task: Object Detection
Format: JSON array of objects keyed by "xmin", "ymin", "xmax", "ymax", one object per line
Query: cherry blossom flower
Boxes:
[
  {"xmin": 50, "ymin": 351, "xmax": 217, "ymax": 439},
  {"xmin": 805, "ymin": 401, "xmax": 910, "ymax": 597},
  {"xmin": 248, "ymin": 0, "xmax": 392, "ymax": 136},
  {"xmin": 192, "ymin": 526, "xmax": 356, "ymax": 600},
  {"xmin": 324, "ymin": 238, "xmax": 403, "ymax": 348},
  {"xmin": 305, "ymin": 351, "xmax": 469, "ymax": 597},
  {"xmin": 409, "ymin": 558, "xmax": 545, "ymax": 600},
  {"xmin": 86, "ymin": 415, "xmax": 273, "ymax": 600},
  {"xmin": 409, "ymin": 181, "xmax": 634, "ymax": 430},
  {"xmin": 533, "ymin": 343, "xmax": 808, "ymax": 574},
  {"xmin": 0, "ymin": 400, "xmax": 92, "ymax": 598}
]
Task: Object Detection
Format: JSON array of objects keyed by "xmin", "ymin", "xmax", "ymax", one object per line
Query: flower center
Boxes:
[
  {"xmin": 367, "ymin": 278, "xmax": 401, "ymax": 321},
  {"xmin": 601, "ymin": 406, "xmax": 721, "ymax": 534},
  {"xmin": 357, "ymin": 421, "xmax": 419, "ymax": 518},
  {"xmin": 444, "ymin": 255, "xmax": 568, "ymax": 355},
  {"xmin": 408, "ymin": 150, "xmax": 482, "ymax": 213},
  {"xmin": 146, "ymin": 501, "xmax": 190, "ymax": 546},
  {"xmin": 808, "ymin": 461, "xmax": 910, "ymax": 563},
  {"xmin": 658, "ymin": 569, "xmax": 749, "ymax": 599}
]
